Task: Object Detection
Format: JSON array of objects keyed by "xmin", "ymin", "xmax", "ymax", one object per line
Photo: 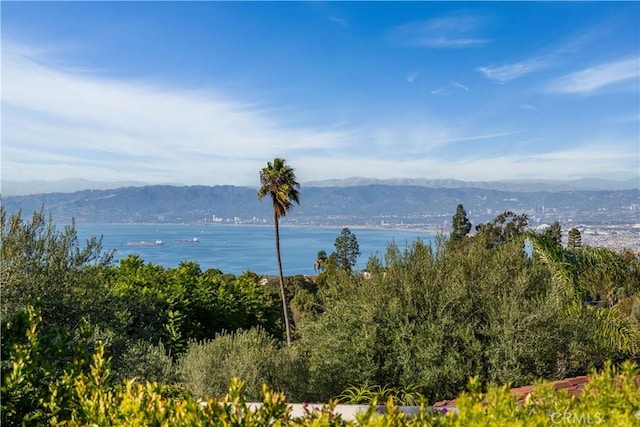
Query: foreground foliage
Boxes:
[
  {"xmin": 2, "ymin": 206, "xmax": 639, "ymax": 407},
  {"xmin": 2, "ymin": 307, "xmax": 639, "ymax": 426},
  {"xmin": 300, "ymin": 232, "xmax": 640, "ymax": 401},
  {"xmin": 1, "ymin": 207, "xmax": 282, "ymax": 386}
]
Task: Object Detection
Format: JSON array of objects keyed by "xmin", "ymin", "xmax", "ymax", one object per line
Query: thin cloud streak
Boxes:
[
  {"xmin": 433, "ymin": 131, "xmax": 516, "ymax": 145},
  {"xmin": 477, "ymin": 24, "xmax": 616, "ymax": 83},
  {"xmin": 477, "ymin": 58, "xmax": 549, "ymax": 83},
  {"xmin": 545, "ymin": 57, "xmax": 640, "ymax": 94},
  {"xmin": 327, "ymin": 15, "xmax": 348, "ymax": 27},
  {"xmin": 430, "ymin": 81, "xmax": 470, "ymax": 95},
  {"xmin": 390, "ymin": 14, "xmax": 489, "ymax": 49},
  {"xmin": 418, "ymin": 38, "xmax": 487, "ymax": 48}
]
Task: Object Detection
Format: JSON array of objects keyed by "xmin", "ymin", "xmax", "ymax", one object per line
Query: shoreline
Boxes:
[
  {"xmin": 74, "ymin": 222, "xmax": 640, "ymax": 252},
  {"xmin": 74, "ymin": 221, "xmax": 445, "ymax": 235}
]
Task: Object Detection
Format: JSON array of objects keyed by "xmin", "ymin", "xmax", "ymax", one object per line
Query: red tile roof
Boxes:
[{"xmin": 431, "ymin": 373, "xmax": 626, "ymax": 411}]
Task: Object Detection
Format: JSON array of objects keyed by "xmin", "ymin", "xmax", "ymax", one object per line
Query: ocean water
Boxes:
[{"xmin": 75, "ymin": 224, "xmax": 436, "ymax": 275}]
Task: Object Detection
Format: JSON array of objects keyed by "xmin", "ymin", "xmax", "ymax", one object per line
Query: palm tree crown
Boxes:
[{"xmin": 258, "ymin": 158, "xmax": 300, "ymax": 217}]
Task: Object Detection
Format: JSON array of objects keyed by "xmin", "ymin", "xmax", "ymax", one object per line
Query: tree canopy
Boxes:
[
  {"xmin": 450, "ymin": 204, "xmax": 472, "ymax": 242},
  {"xmin": 332, "ymin": 227, "xmax": 361, "ymax": 273}
]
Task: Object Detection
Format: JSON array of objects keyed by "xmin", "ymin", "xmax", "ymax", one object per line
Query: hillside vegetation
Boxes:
[{"xmin": 2, "ymin": 206, "xmax": 639, "ymax": 425}]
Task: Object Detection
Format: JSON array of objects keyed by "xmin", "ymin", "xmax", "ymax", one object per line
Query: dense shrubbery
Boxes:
[
  {"xmin": 299, "ymin": 233, "xmax": 639, "ymax": 401},
  {"xmin": 1, "ymin": 207, "xmax": 282, "ymax": 385},
  {"xmin": 2, "ymin": 307, "xmax": 640, "ymax": 425},
  {"xmin": 178, "ymin": 327, "xmax": 287, "ymax": 400},
  {"xmin": 2, "ymin": 206, "xmax": 639, "ymax": 424}
]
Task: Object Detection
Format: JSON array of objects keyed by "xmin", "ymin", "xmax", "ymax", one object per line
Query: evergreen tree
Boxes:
[
  {"xmin": 543, "ymin": 221, "xmax": 562, "ymax": 245},
  {"xmin": 450, "ymin": 204, "xmax": 472, "ymax": 242},
  {"xmin": 568, "ymin": 227, "xmax": 582, "ymax": 249},
  {"xmin": 333, "ymin": 227, "xmax": 361, "ymax": 273}
]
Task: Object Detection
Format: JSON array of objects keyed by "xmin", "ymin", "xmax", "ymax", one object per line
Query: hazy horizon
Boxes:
[{"xmin": 3, "ymin": 176, "xmax": 639, "ymax": 197}]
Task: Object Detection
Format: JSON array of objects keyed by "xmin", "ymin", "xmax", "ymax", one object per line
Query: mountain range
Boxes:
[
  {"xmin": 2, "ymin": 177, "xmax": 638, "ymax": 196},
  {"xmin": 2, "ymin": 183, "xmax": 638, "ymax": 227},
  {"xmin": 304, "ymin": 177, "xmax": 640, "ymax": 192}
]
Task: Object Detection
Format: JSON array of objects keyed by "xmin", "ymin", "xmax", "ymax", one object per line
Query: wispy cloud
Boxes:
[
  {"xmin": 602, "ymin": 112, "xmax": 640, "ymax": 124},
  {"xmin": 477, "ymin": 23, "xmax": 615, "ymax": 83},
  {"xmin": 451, "ymin": 145, "xmax": 638, "ymax": 181},
  {"xmin": 1, "ymin": 41, "xmax": 358, "ymax": 185},
  {"xmin": 390, "ymin": 14, "xmax": 488, "ymax": 49},
  {"xmin": 3, "ymin": 37, "xmax": 637, "ymax": 186},
  {"xmin": 477, "ymin": 57, "xmax": 549, "ymax": 83},
  {"xmin": 518, "ymin": 104, "xmax": 537, "ymax": 111},
  {"xmin": 362, "ymin": 123, "xmax": 517, "ymax": 159},
  {"xmin": 545, "ymin": 57, "xmax": 640, "ymax": 94},
  {"xmin": 453, "ymin": 82, "xmax": 469, "ymax": 91},
  {"xmin": 327, "ymin": 15, "xmax": 348, "ymax": 27},
  {"xmin": 406, "ymin": 71, "xmax": 419, "ymax": 83},
  {"xmin": 430, "ymin": 81, "xmax": 470, "ymax": 95}
]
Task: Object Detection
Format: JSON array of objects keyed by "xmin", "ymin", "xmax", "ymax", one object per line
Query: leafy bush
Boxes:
[
  {"xmin": 1, "ymin": 207, "xmax": 114, "ymax": 330},
  {"xmin": 2, "ymin": 309, "xmax": 638, "ymax": 425},
  {"xmin": 115, "ymin": 339, "xmax": 175, "ymax": 384},
  {"xmin": 108, "ymin": 257, "xmax": 281, "ymax": 359},
  {"xmin": 176, "ymin": 328, "xmax": 300, "ymax": 401},
  {"xmin": 1, "ymin": 306, "xmax": 98, "ymax": 426},
  {"xmin": 3, "ymin": 305, "xmax": 640, "ymax": 425},
  {"xmin": 300, "ymin": 234, "xmax": 640, "ymax": 402}
]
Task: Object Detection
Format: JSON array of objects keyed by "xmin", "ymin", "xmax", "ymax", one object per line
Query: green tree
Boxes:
[
  {"xmin": 313, "ymin": 250, "xmax": 328, "ymax": 273},
  {"xmin": 530, "ymin": 233, "xmax": 640, "ymax": 359},
  {"xmin": 475, "ymin": 210, "xmax": 528, "ymax": 248},
  {"xmin": 568, "ymin": 227, "xmax": 582, "ymax": 249},
  {"xmin": 0, "ymin": 207, "xmax": 114, "ymax": 330},
  {"xmin": 365, "ymin": 254, "xmax": 384, "ymax": 275},
  {"xmin": 333, "ymin": 227, "xmax": 361, "ymax": 273},
  {"xmin": 450, "ymin": 204, "xmax": 472, "ymax": 242},
  {"xmin": 106, "ymin": 256, "xmax": 281, "ymax": 368},
  {"xmin": 543, "ymin": 221, "xmax": 562, "ymax": 245},
  {"xmin": 257, "ymin": 158, "xmax": 300, "ymax": 346}
]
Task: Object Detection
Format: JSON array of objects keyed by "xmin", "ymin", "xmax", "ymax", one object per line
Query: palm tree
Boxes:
[
  {"xmin": 257, "ymin": 158, "xmax": 300, "ymax": 345},
  {"xmin": 528, "ymin": 232, "xmax": 640, "ymax": 357}
]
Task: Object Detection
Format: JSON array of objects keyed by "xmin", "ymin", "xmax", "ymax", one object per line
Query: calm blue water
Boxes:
[{"xmin": 75, "ymin": 224, "xmax": 435, "ymax": 275}]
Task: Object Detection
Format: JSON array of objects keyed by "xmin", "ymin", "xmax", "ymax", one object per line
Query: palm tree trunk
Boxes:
[{"xmin": 274, "ymin": 210, "xmax": 292, "ymax": 345}]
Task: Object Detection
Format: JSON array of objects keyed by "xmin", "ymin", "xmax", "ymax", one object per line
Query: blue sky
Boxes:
[{"xmin": 2, "ymin": 1, "xmax": 639, "ymax": 186}]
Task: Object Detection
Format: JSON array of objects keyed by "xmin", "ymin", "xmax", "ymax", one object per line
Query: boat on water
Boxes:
[
  {"xmin": 126, "ymin": 240, "xmax": 163, "ymax": 246},
  {"xmin": 175, "ymin": 237, "xmax": 200, "ymax": 244}
]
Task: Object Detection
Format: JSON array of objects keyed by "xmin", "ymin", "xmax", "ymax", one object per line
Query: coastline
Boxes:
[
  {"xmin": 74, "ymin": 222, "xmax": 640, "ymax": 252},
  {"xmin": 74, "ymin": 221, "xmax": 445, "ymax": 235}
]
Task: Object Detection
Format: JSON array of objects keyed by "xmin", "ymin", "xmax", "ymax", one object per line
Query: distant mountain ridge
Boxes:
[
  {"xmin": 303, "ymin": 177, "xmax": 640, "ymax": 192},
  {"xmin": 2, "ymin": 177, "xmax": 638, "ymax": 196},
  {"xmin": 2, "ymin": 179, "xmax": 152, "ymax": 196},
  {"xmin": 2, "ymin": 184, "xmax": 638, "ymax": 227}
]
